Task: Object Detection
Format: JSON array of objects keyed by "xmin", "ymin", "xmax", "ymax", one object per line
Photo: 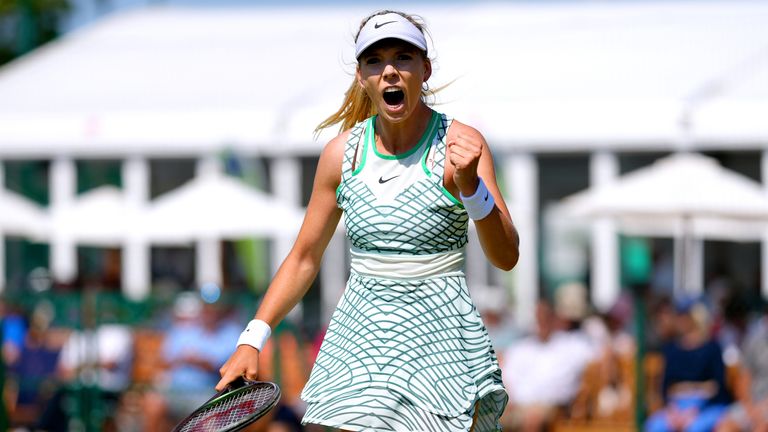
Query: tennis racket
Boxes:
[{"xmin": 171, "ymin": 377, "xmax": 281, "ymax": 432}]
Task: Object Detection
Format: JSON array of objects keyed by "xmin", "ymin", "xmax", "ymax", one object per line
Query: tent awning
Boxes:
[
  {"xmin": 560, "ymin": 152, "xmax": 768, "ymax": 240},
  {"xmin": 143, "ymin": 173, "xmax": 304, "ymax": 243},
  {"xmin": 0, "ymin": 189, "xmax": 49, "ymax": 238},
  {"xmin": 0, "ymin": 2, "xmax": 766, "ymax": 155}
]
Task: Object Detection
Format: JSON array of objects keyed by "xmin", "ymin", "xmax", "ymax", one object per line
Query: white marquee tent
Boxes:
[
  {"xmin": 561, "ymin": 152, "xmax": 768, "ymax": 297},
  {"xmin": 562, "ymin": 153, "xmax": 768, "ymax": 231},
  {"xmin": 0, "ymin": 0, "xmax": 767, "ymax": 319},
  {"xmin": 0, "ymin": 1, "xmax": 766, "ymax": 156},
  {"xmin": 144, "ymin": 172, "xmax": 304, "ymax": 243},
  {"xmin": 0, "ymin": 189, "xmax": 50, "ymax": 238},
  {"xmin": 54, "ymin": 186, "xmax": 135, "ymax": 246}
]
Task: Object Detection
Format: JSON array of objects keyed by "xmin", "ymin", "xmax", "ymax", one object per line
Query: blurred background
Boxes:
[{"xmin": 0, "ymin": 0, "xmax": 767, "ymax": 431}]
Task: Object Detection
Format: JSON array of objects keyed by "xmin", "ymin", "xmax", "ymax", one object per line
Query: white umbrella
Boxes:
[
  {"xmin": 563, "ymin": 152, "xmax": 768, "ymax": 234},
  {"xmin": 54, "ymin": 185, "xmax": 137, "ymax": 246},
  {"xmin": 144, "ymin": 172, "xmax": 304, "ymax": 243},
  {"xmin": 0, "ymin": 188, "xmax": 50, "ymax": 238},
  {"xmin": 561, "ymin": 152, "xmax": 768, "ymax": 294}
]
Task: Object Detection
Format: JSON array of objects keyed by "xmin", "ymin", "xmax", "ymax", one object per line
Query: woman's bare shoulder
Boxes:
[
  {"xmin": 320, "ymin": 128, "xmax": 351, "ymax": 160},
  {"xmin": 446, "ymin": 118, "xmax": 486, "ymax": 142},
  {"xmin": 315, "ymin": 128, "xmax": 354, "ymax": 185}
]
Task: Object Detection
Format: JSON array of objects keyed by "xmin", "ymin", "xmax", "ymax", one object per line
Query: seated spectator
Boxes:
[
  {"xmin": 7, "ymin": 301, "xmax": 64, "ymax": 428},
  {"xmin": 258, "ymin": 319, "xmax": 312, "ymax": 432},
  {"xmin": 645, "ymin": 298, "xmax": 731, "ymax": 432},
  {"xmin": 582, "ymin": 293, "xmax": 636, "ymax": 420},
  {"xmin": 713, "ymin": 289, "xmax": 751, "ymax": 368},
  {"xmin": 500, "ymin": 297, "xmax": 596, "ymax": 432},
  {"xmin": 716, "ymin": 311, "xmax": 768, "ymax": 432},
  {"xmin": 648, "ymin": 295, "xmax": 678, "ymax": 351},
  {"xmin": 36, "ymin": 306, "xmax": 133, "ymax": 432},
  {"xmin": 554, "ymin": 281, "xmax": 590, "ymax": 332},
  {"xmin": 142, "ymin": 293, "xmax": 240, "ymax": 432},
  {"xmin": 475, "ymin": 285, "xmax": 522, "ymax": 353},
  {"xmin": 1, "ymin": 301, "xmax": 28, "ymax": 368}
]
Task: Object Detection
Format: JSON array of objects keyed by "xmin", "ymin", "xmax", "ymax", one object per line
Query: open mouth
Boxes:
[{"xmin": 382, "ymin": 88, "xmax": 405, "ymax": 106}]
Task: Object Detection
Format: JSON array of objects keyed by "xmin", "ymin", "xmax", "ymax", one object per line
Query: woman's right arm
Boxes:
[{"xmin": 216, "ymin": 132, "xmax": 347, "ymax": 390}]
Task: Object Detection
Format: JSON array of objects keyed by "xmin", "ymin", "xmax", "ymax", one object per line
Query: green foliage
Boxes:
[
  {"xmin": 0, "ymin": 0, "xmax": 71, "ymax": 65},
  {"xmin": 0, "ymin": 0, "xmax": 70, "ymax": 16}
]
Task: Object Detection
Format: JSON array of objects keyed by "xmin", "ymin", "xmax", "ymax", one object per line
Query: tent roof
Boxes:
[
  {"xmin": 54, "ymin": 185, "xmax": 135, "ymax": 246},
  {"xmin": 48, "ymin": 178, "xmax": 305, "ymax": 245},
  {"xmin": 0, "ymin": 1, "xmax": 766, "ymax": 156},
  {"xmin": 560, "ymin": 152, "xmax": 768, "ymax": 240},
  {"xmin": 144, "ymin": 172, "xmax": 304, "ymax": 243},
  {"xmin": 0, "ymin": 189, "xmax": 50, "ymax": 238}
]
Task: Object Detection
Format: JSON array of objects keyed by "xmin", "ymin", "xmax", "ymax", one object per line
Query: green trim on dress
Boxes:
[{"xmin": 370, "ymin": 111, "xmax": 439, "ymax": 160}]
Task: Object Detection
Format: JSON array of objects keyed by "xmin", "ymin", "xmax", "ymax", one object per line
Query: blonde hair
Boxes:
[{"xmin": 315, "ymin": 10, "xmax": 438, "ymax": 135}]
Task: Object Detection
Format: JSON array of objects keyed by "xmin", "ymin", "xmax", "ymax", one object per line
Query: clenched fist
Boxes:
[{"xmin": 447, "ymin": 132, "xmax": 482, "ymax": 196}]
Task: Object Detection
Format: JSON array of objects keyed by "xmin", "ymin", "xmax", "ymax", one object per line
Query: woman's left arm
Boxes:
[{"xmin": 447, "ymin": 121, "xmax": 520, "ymax": 270}]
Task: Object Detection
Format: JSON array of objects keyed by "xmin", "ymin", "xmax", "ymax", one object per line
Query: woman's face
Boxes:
[{"xmin": 356, "ymin": 39, "xmax": 431, "ymax": 124}]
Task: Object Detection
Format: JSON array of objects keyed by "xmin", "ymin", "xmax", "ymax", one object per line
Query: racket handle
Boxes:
[{"xmin": 206, "ymin": 375, "xmax": 247, "ymax": 403}]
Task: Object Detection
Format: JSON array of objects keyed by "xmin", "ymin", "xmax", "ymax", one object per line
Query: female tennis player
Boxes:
[{"xmin": 218, "ymin": 10, "xmax": 519, "ymax": 431}]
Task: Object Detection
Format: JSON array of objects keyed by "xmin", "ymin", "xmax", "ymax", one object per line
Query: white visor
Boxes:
[{"xmin": 355, "ymin": 13, "xmax": 428, "ymax": 58}]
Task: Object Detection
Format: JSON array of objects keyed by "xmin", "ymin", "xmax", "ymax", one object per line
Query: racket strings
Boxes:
[{"xmin": 178, "ymin": 384, "xmax": 278, "ymax": 432}]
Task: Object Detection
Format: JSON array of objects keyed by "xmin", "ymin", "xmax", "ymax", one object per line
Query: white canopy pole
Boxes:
[
  {"xmin": 196, "ymin": 236, "xmax": 221, "ymax": 289},
  {"xmin": 505, "ymin": 152, "xmax": 538, "ymax": 330},
  {"xmin": 465, "ymin": 223, "xmax": 487, "ymax": 288},
  {"xmin": 271, "ymin": 156, "xmax": 302, "ymax": 320},
  {"xmin": 270, "ymin": 157, "xmax": 301, "ymax": 276},
  {"xmin": 320, "ymin": 233, "xmax": 347, "ymax": 324},
  {"xmin": 195, "ymin": 155, "xmax": 222, "ymax": 289},
  {"xmin": 122, "ymin": 156, "xmax": 149, "ymax": 300},
  {"xmin": 762, "ymin": 150, "xmax": 768, "ymax": 299},
  {"xmin": 0, "ymin": 161, "xmax": 5, "ymax": 292},
  {"xmin": 590, "ymin": 151, "xmax": 620, "ymax": 311},
  {"xmin": 684, "ymin": 218, "xmax": 705, "ymax": 296},
  {"xmin": 50, "ymin": 156, "xmax": 77, "ymax": 284},
  {"xmin": 675, "ymin": 215, "xmax": 704, "ymax": 297}
]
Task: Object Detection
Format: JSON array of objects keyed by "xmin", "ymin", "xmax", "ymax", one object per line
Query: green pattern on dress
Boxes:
[
  {"xmin": 302, "ymin": 112, "xmax": 507, "ymax": 432},
  {"xmin": 337, "ymin": 113, "xmax": 468, "ymax": 255}
]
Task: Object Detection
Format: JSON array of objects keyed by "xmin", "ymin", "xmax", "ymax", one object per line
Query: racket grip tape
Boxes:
[{"xmin": 237, "ymin": 319, "xmax": 271, "ymax": 351}]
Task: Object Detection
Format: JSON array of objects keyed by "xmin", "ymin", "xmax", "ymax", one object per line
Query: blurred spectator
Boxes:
[
  {"xmin": 500, "ymin": 297, "xmax": 596, "ymax": 432},
  {"xmin": 645, "ymin": 299, "xmax": 731, "ymax": 432},
  {"xmin": 716, "ymin": 312, "xmax": 768, "ymax": 432},
  {"xmin": 309, "ymin": 325, "xmax": 326, "ymax": 364},
  {"xmin": 554, "ymin": 281, "xmax": 590, "ymax": 331},
  {"xmin": 36, "ymin": 303, "xmax": 133, "ymax": 431},
  {"xmin": 58, "ymin": 316, "xmax": 133, "ymax": 394},
  {"xmin": 142, "ymin": 293, "xmax": 240, "ymax": 432},
  {"xmin": 713, "ymin": 289, "xmax": 752, "ymax": 367},
  {"xmin": 257, "ymin": 320, "xmax": 311, "ymax": 432},
  {"xmin": 6, "ymin": 301, "xmax": 65, "ymax": 428},
  {"xmin": 1, "ymin": 301, "xmax": 28, "ymax": 367},
  {"xmin": 475, "ymin": 285, "xmax": 521, "ymax": 353},
  {"xmin": 651, "ymin": 249, "xmax": 675, "ymax": 297},
  {"xmin": 582, "ymin": 293, "xmax": 636, "ymax": 420},
  {"xmin": 604, "ymin": 292, "xmax": 635, "ymax": 357},
  {"xmin": 647, "ymin": 295, "xmax": 678, "ymax": 352}
]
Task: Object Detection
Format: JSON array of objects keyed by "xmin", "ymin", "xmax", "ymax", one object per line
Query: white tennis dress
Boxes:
[{"xmin": 301, "ymin": 111, "xmax": 508, "ymax": 431}]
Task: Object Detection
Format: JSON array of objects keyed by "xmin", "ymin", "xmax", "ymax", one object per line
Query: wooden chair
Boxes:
[
  {"xmin": 643, "ymin": 351, "xmax": 665, "ymax": 416},
  {"xmin": 725, "ymin": 361, "xmax": 741, "ymax": 398},
  {"xmin": 130, "ymin": 329, "xmax": 166, "ymax": 386},
  {"xmin": 553, "ymin": 350, "xmax": 668, "ymax": 432}
]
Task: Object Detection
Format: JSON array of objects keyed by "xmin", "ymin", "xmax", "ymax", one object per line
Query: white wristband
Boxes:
[
  {"xmin": 237, "ymin": 319, "xmax": 272, "ymax": 351},
  {"xmin": 459, "ymin": 177, "xmax": 495, "ymax": 220}
]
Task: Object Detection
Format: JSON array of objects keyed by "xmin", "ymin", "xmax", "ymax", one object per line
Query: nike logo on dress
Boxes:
[
  {"xmin": 484, "ymin": 192, "xmax": 489, "ymax": 201},
  {"xmin": 378, "ymin": 174, "xmax": 400, "ymax": 184},
  {"xmin": 374, "ymin": 21, "xmax": 396, "ymax": 29}
]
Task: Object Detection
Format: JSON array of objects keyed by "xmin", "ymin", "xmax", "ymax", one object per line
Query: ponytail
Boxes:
[{"xmin": 314, "ymin": 78, "xmax": 375, "ymax": 136}]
